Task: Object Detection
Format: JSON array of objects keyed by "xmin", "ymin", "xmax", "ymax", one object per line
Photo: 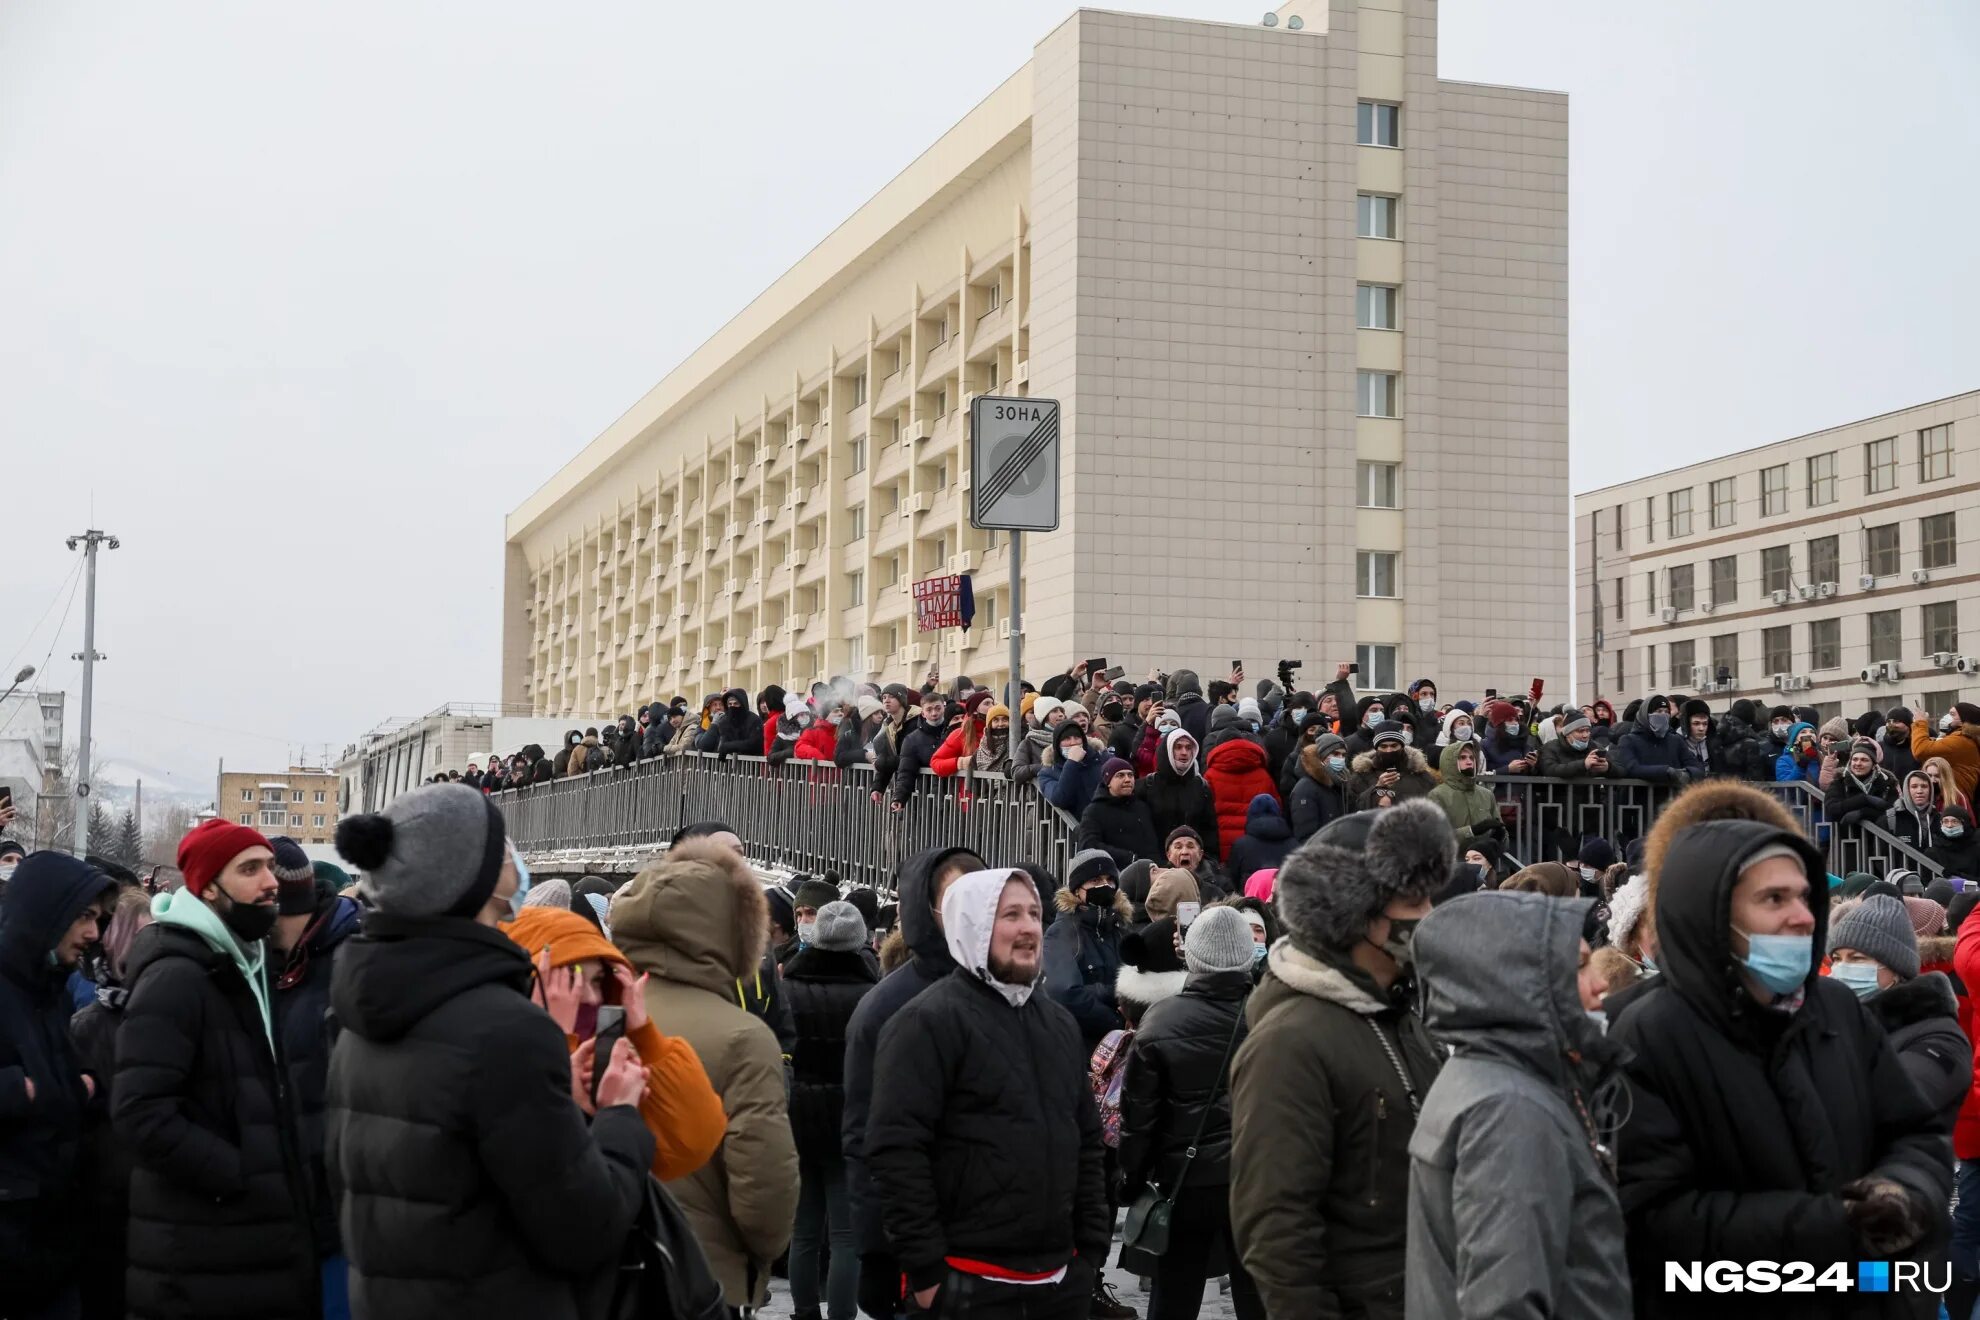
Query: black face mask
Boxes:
[
  {"xmin": 218, "ymin": 891, "xmax": 279, "ymax": 943},
  {"xmin": 1085, "ymin": 884, "xmax": 1119, "ymax": 910}
]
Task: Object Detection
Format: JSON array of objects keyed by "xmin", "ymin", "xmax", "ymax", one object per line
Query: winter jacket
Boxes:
[
  {"xmin": 612, "ymin": 716, "xmax": 639, "ymax": 767},
  {"xmin": 1931, "ymin": 826, "xmax": 1980, "ymax": 880},
  {"xmin": 1345, "ymin": 745, "xmax": 1437, "ymax": 810},
  {"xmin": 1263, "ymin": 714, "xmax": 1306, "ymax": 793},
  {"xmin": 117, "ymin": 893, "xmax": 318, "ymax": 1319},
  {"xmin": 0, "ymin": 856, "xmax": 118, "ymax": 1305},
  {"xmin": 889, "ymin": 717, "xmax": 946, "ymax": 805},
  {"xmin": 1288, "ymin": 741, "xmax": 1349, "ymax": 842},
  {"xmin": 1171, "ymin": 683, "xmax": 1211, "ymax": 746},
  {"xmin": 1863, "ymin": 971, "xmax": 1970, "ymax": 1134},
  {"xmin": 1540, "ymin": 734, "xmax": 1610, "ymax": 780},
  {"xmin": 1118, "ymin": 968, "xmax": 1250, "ymax": 1197},
  {"xmin": 1136, "ymin": 730, "xmax": 1222, "ymax": 858},
  {"xmin": 1887, "ymin": 775, "xmax": 1945, "ymax": 854},
  {"xmin": 1714, "ymin": 711, "xmax": 1773, "ymax": 781},
  {"xmin": 834, "ymin": 711, "xmax": 881, "ymax": 770},
  {"xmin": 1204, "ymin": 739, "xmax": 1280, "ymax": 863},
  {"xmin": 612, "ymin": 839, "xmax": 800, "ymax": 1309},
  {"xmin": 325, "ymin": 911, "xmax": 654, "ymax": 1320},
  {"xmin": 1230, "ymin": 942, "xmax": 1442, "ymax": 1320},
  {"xmin": 842, "ymin": 848, "xmax": 971, "ymax": 1264},
  {"xmin": 866, "ymin": 913, "xmax": 1110, "ymax": 1293},
  {"xmin": 929, "ymin": 723, "xmax": 973, "ymax": 777},
  {"xmin": 1427, "ymin": 742, "xmax": 1497, "ymax": 840},
  {"xmin": 1342, "ymin": 695, "xmax": 1387, "ymax": 759},
  {"xmin": 1911, "ymin": 719, "xmax": 1980, "ymax": 801},
  {"xmin": 1224, "ymin": 798, "xmax": 1296, "ymax": 882},
  {"xmin": 1478, "ymin": 726, "xmax": 1534, "ymax": 775},
  {"xmin": 1824, "ymin": 766, "xmax": 1899, "ymax": 828},
  {"xmin": 70, "ymin": 978, "xmax": 135, "ymax": 1320},
  {"xmin": 1078, "ymin": 786, "xmax": 1163, "ymax": 869},
  {"xmin": 1951, "ymin": 921, "xmax": 1980, "ymax": 1161},
  {"xmin": 1881, "ymin": 727, "xmax": 1921, "ymax": 780},
  {"xmin": 793, "ymin": 719, "xmax": 839, "ymax": 763},
  {"xmin": 1039, "ymin": 737, "xmax": 1106, "ymax": 814},
  {"xmin": 1009, "ymin": 726, "xmax": 1052, "ymax": 784},
  {"xmin": 272, "ymin": 892, "xmax": 361, "ymax": 1259},
  {"xmin": 1771, "ymin": 721, "xmax": 1822, "ymax": 786},
  {"xmin": 1407, "ymin": 891, "xmax": 1631, "ymax": 1320},
  {"xmin": 551, "ymin": 730, "xmax": 581, "ymax": 776},
  {"xmin": 713, "ymin": 689, "xmax": 765, "ymax": 757},
  {"xmin": 1611, "ymin": 705, "xmax": 1688, "ymax": 785},
  {"xmin": 1107, "ymin": 714, "xmax": 1147, "ymax": 762},
  {"xmin": 641, "ymin": 704, "xmax": 673, "ymax": 757},
  {"xmin": 783, "ymin": 946, "xmax": 878, "ymax": 1160},
  {"xmin": 1041, "ymin": 885, "xmax": 1135, "ymax": 1049},
  {"xmin": 1608, "ymin": 820, "xmax": 1952, "ymax": 1318}
]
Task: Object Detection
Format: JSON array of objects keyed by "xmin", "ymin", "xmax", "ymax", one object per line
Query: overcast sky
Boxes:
[{"xmin": 2, "ymin": 1, "xmax": 1975, "ymax": 793}]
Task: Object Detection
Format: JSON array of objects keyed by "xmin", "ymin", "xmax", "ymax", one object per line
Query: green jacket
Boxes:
[{"xmin": 1428, "ymin": 742, "xmax": 1497, "ymax": 840}]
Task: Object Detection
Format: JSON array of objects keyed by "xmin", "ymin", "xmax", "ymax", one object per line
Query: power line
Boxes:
[
  {"xmin": 0, "ymin": 559, "xmax": 84, "ymax": 685},
  {"xmin": 0, "ymin": 566, "xmax": 85, "ymax": 740}
]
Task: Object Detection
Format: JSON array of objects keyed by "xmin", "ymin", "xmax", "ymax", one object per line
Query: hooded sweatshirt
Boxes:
[
  {"xmin": 152, "ymin": 886, "xmax": 273, "ymax": 1044},
  {"xmin": 1427, "ymin": 742, "xmax": 1497, "ymax": 840}
]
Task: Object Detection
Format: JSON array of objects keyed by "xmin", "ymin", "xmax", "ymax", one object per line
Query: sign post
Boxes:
[{"xmin": 969, "ymin": 395, "xmax": 1060, "ymax": 713}]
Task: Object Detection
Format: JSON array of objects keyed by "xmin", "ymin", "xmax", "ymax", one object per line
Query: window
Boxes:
[
  {"xmin": 1808, "ymin": 535, "xmax": 1839, "ymax": 587},
  {"xmin": 1356, "ymin": 101, "xmax": 1400, "ymax": 147},
  {"xmin": 847, "ymin": 635, "xmax": 865, "ymax": 673},
  {"xmin": 1612, "ymin": 649, "xmax": 1625, "ymax": 691},
  {"xmin": 1925, "ymin": 602, "xmax": 1960, "ymax": 656},
  {"xmin": 1357, "ymin": 461, "xmax": 1398, "ymax": 508},
  {"xmin": 260, "ymin": 810, "xmax": 286, "ymax": 827},
  {"xmin": 985, "ymin": 360, "xmax": 999, "ymax": 390},
  {"xmin": 1807, "ymin": 451, "xmax": 1837, "ymax": 506},
  {"xmin": 292, "ymin": 790, "xmax": 304, "ymax": 803},
  {"xmin": 1645, "ymin": 496, "xmax": 1656, "ymax": 543},
  {"xmin": 1762, "ymin": 545, "xmax": 1793, "ymax": 596},
  {"xmin": 1763, "ymin": 625, "xmax": 1793, "ymax": 675},
  {"xmin": 1355, "ymin": 551, "xmax": 1398, "ymax": 598},
  {"xmin": 986, "ymin": 279, "xmax": 1002, "ymax": 311},
  {"xmin": 1760, "ymin": 464, "xmax": 1789, "ymax": 516},
  {"xmin": 1613, "ymin": 578, "xmax": 1623, "ymax": 621},
  {"xmin": 1356, "ymin": 284, "xmax": 1398, "ymax": 330},
  {"xmin": 313, "ymin": 815, "xmax": 325, "ymax": 828},
  {"xmin": 1868, "ymin": 610, "xmax": 1903, "ymax": 664},
  {"xmin": 1668, "ymin": 640, "xmax": 1696, "ymax": 688},
  {"xmin": 1613, "ymin": 504, "xmax": 1624, "ymax": 550},
  {"xmin": 1709, "ymin": 477, "xmax": 1736, "ymax": 529},
  {"xmin": 847, "ymin": 570, "xmax": 864, "ymax": 607},
  {"xmin": 314, "ymin": 790, "xmax": 325, "ymax": 804},
  {"xmin": 934, "ymin": 461, "xmax": 949, "ymax": 490},
  {"xmin": 1356, "ymin": 371, "xmax": 1398, "ymax": 418},
  {"xmin": 850, "ymin": 373, "xmax": 867, "ymax": 406},
  {"xmin": 1710, "ymin": 634, "xmax": 1739, "ymax": 684},
  {"xmin": 240, "ymin": 788, "xmax": 252, "ymax": 802},
  {"xmin": 239, "ymin": 814, "xmax": 251, "ymax": 825},
  {"xmin": 1866, "ymin": 436, "xmax": 1898, "ymax": 494},
  {"xmin": 848, "ymin": 506, "xmax": 865, "ymax": 540},
  {"xmin": 1710, "ymin": 555, "xmax": 1738, "ymax": 605},
  {"xmin": 1867, "ymin": 523, "xmax": 1900, "ymax": 578},
  {"xmin": 1810, "ymin": 618, "xmax": 1841, "ymax": 669},
  {"xmin": 1667, "ymin": 488, "xmax": 1692, "ymax": 537},
  {"xmin": 1354, "ymin": 644, "xmax": 1398, "ymax": 691},
  {"xmin": 1645, "ymin": 570, "xmax": 1657, "ymax": 614},
  {"xmin": 1925, "ymin": 688, "xmax": 1961, "ymax": 718},
  {"xmin": 1668, "ymin": 564, "xmax": 1695, "ymax": 612},
  {"xmin": 935, "ymin": 387, "xmax": 949, "ymax": 417},
  {"xmin": 1920, "ymin": 424, "xmax": 1954, "ymax": 482},
  {"xmin": 1356, "ymin": 193, "xmax": 1398, "ymax": 239},
  {"xmin": 849, "ymin": 436, "xmax": 866, "ymax": 473},
  {"xmin": 1921, "ymin": 512, "xmax": 1957, "ymax": 569}
]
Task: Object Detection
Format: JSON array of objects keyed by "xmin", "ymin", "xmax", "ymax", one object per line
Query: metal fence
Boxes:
[
  {"xmin": 492, "ymin": 754, "xmax": 1079, "ymax": 895},
  {"xmin": 495, "ymin": 758, "xmax": 1947, "ymax": 894}
]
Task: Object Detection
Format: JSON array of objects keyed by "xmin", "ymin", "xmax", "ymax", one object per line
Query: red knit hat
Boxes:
[{"xmin": 177, "ymin": 818, "xmax": 273, "ymax": 897}]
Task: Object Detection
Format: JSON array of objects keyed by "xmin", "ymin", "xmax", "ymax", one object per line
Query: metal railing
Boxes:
[{"xmin": 492, "ymin": 753, "xmax": 1078, "ymax": 895}]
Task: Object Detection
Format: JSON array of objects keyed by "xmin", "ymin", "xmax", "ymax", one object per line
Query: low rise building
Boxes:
[
  {"xmin": 335, "ymin": 703, "xmax": 601, "ymax": 815},
  {"xmin": 217, "ymin": 766, "xmax": 341, "ymax": 846},
  {"xmin": 0, "ymin": 690, "xmax": 65, "ymax": 848}
]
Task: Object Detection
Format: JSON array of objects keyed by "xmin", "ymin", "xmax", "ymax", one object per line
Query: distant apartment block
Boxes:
[{"xmin": 218, "ymin": 767, "xmax": 341, "ymax": 845}]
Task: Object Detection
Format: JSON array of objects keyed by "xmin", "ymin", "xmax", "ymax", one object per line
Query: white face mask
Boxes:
[
  {"xmin": 1579, "ymin": 866, "xmax": 1598, "ymax": 885},
  {"xmin": 797, "ymin": 920, "xmax": 817, "ymax": 946},
  {"xmin": 1452, "ymin": 724, "xmax": 1473, "ymax": 742},
  {"xmin": 1417, "ymin": 697, "xmax": 1435, "ymax": 713},
  {"xmin": 1503, "ymin": 721, "xmax": 1521, "ymax": 736},
  {"xmin": 0, "ymin": 861, "xmax": 15, "ymax": 883}
]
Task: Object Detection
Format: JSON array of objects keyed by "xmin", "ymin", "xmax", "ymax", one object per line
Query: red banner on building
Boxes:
[{"xmin": 912, "ymin": 574, "xmax": 975, "ymax": 632}]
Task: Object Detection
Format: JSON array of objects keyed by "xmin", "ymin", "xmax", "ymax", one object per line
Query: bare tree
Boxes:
[{"xmin": 143, "ymin": 801, "xmax": 199, "ymax": 866}]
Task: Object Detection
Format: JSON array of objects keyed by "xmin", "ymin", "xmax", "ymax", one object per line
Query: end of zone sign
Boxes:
[{"xmin": 969, "ymin": 395, "xmax": 1060, "ymax": 532}]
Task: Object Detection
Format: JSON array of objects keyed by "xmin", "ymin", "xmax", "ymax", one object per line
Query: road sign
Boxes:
[{"xmin": 969, "ymin": 395, "xmax": 1060, "ymax": 532}]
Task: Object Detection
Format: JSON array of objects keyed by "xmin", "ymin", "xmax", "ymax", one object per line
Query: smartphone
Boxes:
[
  {"xmin": 1484, "ymin": 687, "xmax": 1499, "ymax": 699},
  {"xmin": 1086, "ymin": 657, "xmax": 1107, "ymax": 677},
  {"xmin": 1100, "ymin": 665, "xmax": 1126, "ymax": 682},
  {"xmin": 590, "ymin": 1005, "xmax": 627, "ymax": 1107},
  {"xmin": 1231, "ymin": 659, "xmax": 1243, "ymax": 673},
  {"xmin": 0, "ymin": 785, "xmax": 11, "ymax": 814},
  {"xmin": 1348, "ymin": 662, "xmax": 1360, "ymax": 675}
]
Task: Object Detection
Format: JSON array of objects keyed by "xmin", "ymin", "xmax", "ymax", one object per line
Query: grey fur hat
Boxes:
[{"xmin": 1275, "ymin": 799, "xmax": 1457, "ymax": 953}]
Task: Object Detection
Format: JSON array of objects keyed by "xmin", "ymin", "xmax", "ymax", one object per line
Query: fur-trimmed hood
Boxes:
[
  {"xmin": 1349, "ymin": 745, "xmax": 1433, "ymax": 778},
  {"xmin": 1265, "ymin": 940, "xmax": 1387, "ymax": 1015},
  {"xmin": 1298, "ymin": 736, "xmax": 1348, "ymax": 787},
  {"xmin": 1274, "ymin": 798, "xmax": 1457, "ymax": 953},
  {"xmin": 611, "ymin": 837, "xmax": 770, "ymax": 996},
  {"xmin": 1053, "ymin": 883, "xmax": 1136, "ymax": 922},
  {"xmin": 1872, "ymin": 969, "xmax": 1959, "ymax": 1030},
  {"xmin": 1920, "ymin": 934, "xmax": 1957, "ymax": 968},
  {"xmin": 1114, "ymin": 965, "xmax": 1188, "ymax": 1015}
]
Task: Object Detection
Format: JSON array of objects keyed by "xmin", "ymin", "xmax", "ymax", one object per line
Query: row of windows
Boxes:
[
  {"xmin": 1623, "ymin": 513, "xmax": 1958, "ymax": 616},
  {"xmin": 238, "ymin": 788, "xmax": 328, "ymax": 803},
  {"xmin": 1641, "ymin": 602, "xmax": 1961, "ymax": 687},
  {"xmin": 251, "ymin": 811, "xmax": 330, "ymax": 829},
  {"xmin": 1638, "ymin": 424, "xmax": 1955, "ymax": 542}
]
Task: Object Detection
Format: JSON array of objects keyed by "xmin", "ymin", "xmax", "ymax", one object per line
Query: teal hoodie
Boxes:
[{"xmin": 150, "ymin": 888, "xmax": 274, "ymax": 1046}]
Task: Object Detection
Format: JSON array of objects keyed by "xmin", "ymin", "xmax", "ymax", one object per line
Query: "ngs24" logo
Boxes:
[{"xmin": 1665, "ymin": 1261, "xmax": 1950, "ymax": 1293}]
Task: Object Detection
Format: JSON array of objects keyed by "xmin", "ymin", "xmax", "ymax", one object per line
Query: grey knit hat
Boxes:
[
  {"xmin": 520, "ymin": 877, "xmax": 573, "ymax": 911},
  {"xmin": 1275, "ymin": 799, "xmax": 1457, "ymax": 953},
  {"xmin": 812, "ymin": 899, "xmax": 869, "ymax": 953},
  {"xmin": 334, "ymin": 782, "xmax": 507, "ymax": 919},
  {"xmin": 1184, "ymin": 906, "xmax": 1256, "ymax": 975},
  {"xmin": 1828, "ymin": 893, "xmax": 1919, "ymax": 980}
]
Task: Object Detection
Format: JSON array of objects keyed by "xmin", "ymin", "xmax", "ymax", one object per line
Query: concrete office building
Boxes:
[
  {"xmin": 1573, "ymin": 390, "xmax": 1980, "ymax": 721},
  {"xmin": 0, "ymin": 690, "xmax": 65, "ymax": 848},
  {"xmin": 334, "ymin": 703, "xmax": 596, "ymax": 815},
  {"xmin": 218, "ymin": 767, "xmax": 341, "ymax": 845},
  {"xmin": 503, "ymin": 0, "xmax": 1569, "ymax": 715}
]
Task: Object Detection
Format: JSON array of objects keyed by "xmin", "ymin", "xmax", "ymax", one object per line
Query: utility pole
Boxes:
[{"xmin": 67, "ymin": 529, "xmax": 119, "ymax": 859}]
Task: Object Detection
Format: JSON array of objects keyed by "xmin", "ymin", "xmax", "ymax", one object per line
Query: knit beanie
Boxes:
[
  {"xmin": 520, "ymin": 877, "xmax": 572, "ymax": 910},
  {"xmin": 844, "ymin": 886, "xmax": 880, "ymax": 930},
  {"xmin": 812, "ymin": 899, "xmax": 868, "ymax": 952},
  {"xmin": 793, "ymin": 877, "xmax": 841, "ymax": 913},
  {"xmin": 311, "ymin": 860, "xmax": 353, "ymax": 895},
  {"xmin": 1904, "ymin": 896, "xmax": 1947, "ymax": 938},
  {"xmin": 1237, "ymin": 697, "xmax": 1263, "ymax": 725},
  {"xmin": 1840, "ymin": 872, "xmax": 1878, "ymax": 898},
  {"xmin": 1576, "ymin": 837, "xmax": 1617, "ymax": 871},
  {"xmin": 177, "ymin": 819, "xmax": 274, "ymax": 899},
  {"xmin": 1100, "ymin": 757, "xmax": 1134, "ymax": 782},
  {"xmin": 856, "ymin": 695, "xmax": 883, "ymax": 721},
  {"xmin": 1184, "ymin": 906, "xmax": 1257, "ymax": 975},
  {"xmin": 1827, "ymin": 894, "xmax": 1919, "ymax": 980},
  {"xmin": 1067, "ymin": 848, "xmax": 1120, "ymax": 890},
  {"xmin": 764, "ymin": 885, "xmax": 795, "ymax": 935},
  {"xmin": 334, "ymin": 782, "xmax": 507, "ymax": 919},
  {"xmin": 270, "ymin": 837, "xmax": 318, "ymax": 915},
  {"xmin": 1957, "ymin": 703, "xmax": 1980, "ymax": 727},
  {"xmin": 1165, "ymin": 825, "xmax": 1204, "ymax": 853}
]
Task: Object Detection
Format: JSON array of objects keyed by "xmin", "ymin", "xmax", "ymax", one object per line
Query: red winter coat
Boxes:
[
  {"xmin": 793, "ymin": 723, "xmax": 839, "ymax": 762},
  {"xmin": 761, "ymin": 712, "xmax": 781, "ymax": 757},
  {"xmin": 930, "ymin": 724, "xmax": 969, "ymax": 777},
  {"xmin": 1203, "ymin": 739, "xmax": 1281, "ymax": 863},
  {"xmin": 1950, "ymin": 923, "xmax": 1980, "ymax": 1159}
]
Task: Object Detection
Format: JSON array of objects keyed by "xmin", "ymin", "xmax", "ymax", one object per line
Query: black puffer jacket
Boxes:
[
  {"xmin": 0, "ymin": 855, "xmax": 117, "ymax": 1305},
  {"xmin": 1041, "ymin": 885, "xmax": 1135, "ymax": 1049},
  {"xmin": 612, "ymin": 715, "xmax": 639, "ymax": 767},
  {"xmin": 272, "ymin": 893, "xmax": 361, "ymax": 1257},
  {"xmin": 325, "ymin": 913, "xmax": 655, "ymax": 1320},
  {"xmin": 888, "ymin": 716, "xmax": 947, "ymax": 805},
  {"xmin": 1077, "ymin": 785, "xmax": 1162, "ymax": 869},
  {"xmin": 1609, "ymin": 821, "xmax": 1952, "ymax": 1318},
  {"xmin": 1118, "ymin": 969, "xmax": 1249, "ymax": 1196},
  {"xmin": 713, "ymin": 688, "xmax": 764, "ymax": 757},
  {"xmin": 115, "ymin": 910, "xmax": 318, "ymax": 1319},
  {"xmin": 1135, "ymin": 733, "xmax": 1222, "ymax": 858},
  {"xmin": 867, "ymin": 969, "xmax": 1110, "ymax": 1293},
  {"xmin": 1225, "ymin": 807, "xmax": 1296, "ymax": 883},
  {"xmin": 1287, "ymin": 741, "xmax": 1349, "ymax": 842},
  {"xmin": 70, "ymin": 980, "xmax": 135, "ymax": 1320},
  {"xmin": 782, "ymin": 946, "xmax": 878, "ymax": 1159},
  {"xmin": 1866, "ymin": 971, "xmax": 1970, "ymax": 1135}
]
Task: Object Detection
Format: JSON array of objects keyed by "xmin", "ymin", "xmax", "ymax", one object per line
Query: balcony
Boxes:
[
  {"xmin": 873, "ymin": 439, "xmax": 910, "ymax": 484},
  {"xmin": 874, "ymin": 511, "xmax": 910, "ymax": 555}
]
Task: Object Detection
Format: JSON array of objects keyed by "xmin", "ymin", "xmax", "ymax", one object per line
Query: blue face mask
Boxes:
[
  {"xmin": 1326, "ymin": 755, "xmax": 1348, "ymax": 776},
  {"xmin": 1736, "ymin": 928, "xmax": 1811, "ymax": 995},
  {"xmin": 505, "ymin": 843, "xmax": 533, "ymax": 918},
  {"xmin": 1252, "ymin": 942, "xmax": 1268, "ymax": 966},
  {"xmin": 1829, "ymin": 960, "xmax": 1882, "ymax": 1000}
]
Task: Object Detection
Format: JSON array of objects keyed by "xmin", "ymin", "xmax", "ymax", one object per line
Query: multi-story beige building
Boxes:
[
  {"xmin": 1574, "ymin": 390, "xmax": 1979, "ymax": 721},
  {"xmin": 504, "ymin": 0, "xmax": 1569, "ymax": 716},
  {"xmin": 218, "ymin": 767, "xmax": 340, "ymax": 845}
]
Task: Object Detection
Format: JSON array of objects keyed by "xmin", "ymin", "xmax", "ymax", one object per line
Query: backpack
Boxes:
[{"xmin": 1089, "ymin": 1028, "xmax": 1134, "ymax": 1149}]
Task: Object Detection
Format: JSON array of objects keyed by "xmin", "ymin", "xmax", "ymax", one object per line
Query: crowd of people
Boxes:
[{"xmin": 5, "ymin": 658, "xmax": 1980, "ymax": 1320}]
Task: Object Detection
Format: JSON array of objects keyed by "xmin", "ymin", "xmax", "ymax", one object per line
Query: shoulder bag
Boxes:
[{"xmin": 1119, "ymin": 1006, "xmax": 1245, "ymax": 1258}]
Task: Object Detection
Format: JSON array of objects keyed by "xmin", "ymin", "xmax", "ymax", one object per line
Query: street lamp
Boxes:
[{"xmin": 0, "ymin": 664, "xmax": 35, "ymax": 707}]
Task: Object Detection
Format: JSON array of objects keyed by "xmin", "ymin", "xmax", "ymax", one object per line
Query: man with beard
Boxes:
[
  {"xmin": 1881, "ymin": 707, "xmax": 1921, "ymax": 780},
  {"xmin": 1345, "ymin": 723, "xmax": 1437, "ymax": 808},
  {"xmin": 867, "ymin": 867, "xmax": 1110, "ymax": 1319}
]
